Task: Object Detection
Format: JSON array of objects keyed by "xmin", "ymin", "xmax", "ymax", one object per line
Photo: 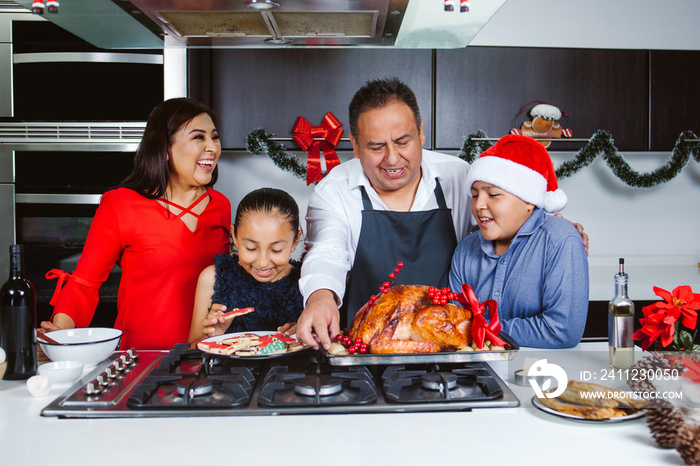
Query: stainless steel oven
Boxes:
[{"xmin": 0, "ymin": 122, "xmax": 145, "ymax": 326}]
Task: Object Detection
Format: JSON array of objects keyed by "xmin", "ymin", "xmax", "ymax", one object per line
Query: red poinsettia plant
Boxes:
[{"xmin": 632, "ymin": 285, "xmax": 700, "ymax": 352}]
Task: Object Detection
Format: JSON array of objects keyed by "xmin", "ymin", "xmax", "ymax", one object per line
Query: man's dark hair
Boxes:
[{"xmin": 348, "ymin": 77, "xmax": 422, "ymax": 141}]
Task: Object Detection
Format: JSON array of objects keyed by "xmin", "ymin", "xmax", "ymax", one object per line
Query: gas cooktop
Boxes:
[{"xmin": 41, "ymin": 344, "xmax": 520, "ymax": 418}]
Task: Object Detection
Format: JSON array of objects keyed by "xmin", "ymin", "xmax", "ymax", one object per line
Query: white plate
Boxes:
[
  {"xmin": 198, "ymin": 331, "xmax": 308, "ymax": 359},
  {"xmin": 531, "ymin": 396, "xmax": 645, "ymax": 423}
]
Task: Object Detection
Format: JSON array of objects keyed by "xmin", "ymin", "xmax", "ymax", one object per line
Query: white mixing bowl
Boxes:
[{"xmin": 39, "ymin": 328, "xmax": 122, "ymax": 367}]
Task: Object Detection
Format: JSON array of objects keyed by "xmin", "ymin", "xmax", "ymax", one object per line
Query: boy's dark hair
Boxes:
[
  {"xmin": 234, "ymin": 188, "xmax": 300, "ymax": 235},
  {"xmin": 348, "ymin": 77, "xmax": 422, "ymax": 141},
  {"xmin": 120, "ymin": 97, "xmax": 220, "ymax": 199}
]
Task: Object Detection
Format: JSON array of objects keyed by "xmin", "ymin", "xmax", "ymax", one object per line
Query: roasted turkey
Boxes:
[{"xmin": 348, "ymin": 284, "xmax": 472, "ymax": 353}]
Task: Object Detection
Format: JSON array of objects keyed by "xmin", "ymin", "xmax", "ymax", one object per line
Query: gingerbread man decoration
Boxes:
[{"xmin": 511, "ymin": 102, "xmax": 572, "ymax": 148}]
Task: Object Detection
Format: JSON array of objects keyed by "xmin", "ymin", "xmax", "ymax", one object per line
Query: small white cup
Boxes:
[{"xmin": 38, "ymin": 361, "xmax": 84, "ymax": 386}]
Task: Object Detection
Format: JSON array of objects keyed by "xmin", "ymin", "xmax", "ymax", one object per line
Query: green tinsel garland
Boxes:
[
  {"xmin": 247, "ymin": 127, "xmax": 700, "ymax": 188},
  {"xmin": 459, "ymin": 129, "xmax": 700, "ymax": 188},
  {"xmin": 246, "ymin": 128, "xmax": 308, "ymax": 182}
]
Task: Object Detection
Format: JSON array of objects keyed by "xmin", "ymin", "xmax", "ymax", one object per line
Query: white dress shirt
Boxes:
[{"xmin": 299, "ymin": 149, "xmax": 474, "ymax": 306}]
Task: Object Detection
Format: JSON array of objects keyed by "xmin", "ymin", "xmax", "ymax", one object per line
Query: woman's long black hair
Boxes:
[{"xmin": 120, "ymin": 98, "xmax": 221, "ymax": 199}]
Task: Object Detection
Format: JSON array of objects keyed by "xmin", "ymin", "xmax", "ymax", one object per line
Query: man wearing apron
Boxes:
[{"xmin": 297, "ymin": 78, "xmax": 474, "ymax": 350}]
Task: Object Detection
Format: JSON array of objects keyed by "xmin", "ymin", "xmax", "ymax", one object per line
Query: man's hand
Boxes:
[
  {"xmin": 296, "ymin": 289, "xmax": 341, "ymax": 350},
  {"xmin": 555, "ymin": 213, "xmax": 589, "ymax": 255}
]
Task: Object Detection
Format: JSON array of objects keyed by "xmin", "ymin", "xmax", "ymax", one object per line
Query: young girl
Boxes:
[{"xmin": 188, "ymin": 188, "xmax": 304, "ymax": 343}]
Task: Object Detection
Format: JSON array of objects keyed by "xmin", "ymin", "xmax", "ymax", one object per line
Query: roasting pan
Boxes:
[{"xmin": 327, "ymin": 332, "xmax": 519, "ymax": 366}]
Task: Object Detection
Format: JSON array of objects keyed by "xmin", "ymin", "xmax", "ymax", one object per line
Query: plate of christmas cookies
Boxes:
[{"xmin": 197, "ymin": 331, "xmax": 308, "ymax": 359}]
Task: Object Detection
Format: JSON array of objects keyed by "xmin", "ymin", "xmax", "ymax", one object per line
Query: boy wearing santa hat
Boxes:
[{"xmin": 449, "ymin": 135, "xmax": 588, "ymax": 348}]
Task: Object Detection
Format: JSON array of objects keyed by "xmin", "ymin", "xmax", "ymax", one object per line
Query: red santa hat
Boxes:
[{"xmin": 466, "ymin": 134, "xmax": 567, "ymax": 213}]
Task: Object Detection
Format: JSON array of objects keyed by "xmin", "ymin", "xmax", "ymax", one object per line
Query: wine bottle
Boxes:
[
  {"xmin": 0, "ymin": 245, "xmax": 37, "ymax": 380},
  {"xmin": 608, "ymin": 258, "xmax": 635, "ymax": 368}
]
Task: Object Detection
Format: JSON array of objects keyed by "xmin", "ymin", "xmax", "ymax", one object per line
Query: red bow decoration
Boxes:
[
  {"xmin": 46, "ymin": 269, "xmax": 100, "ymax": 306},
  {"xmin": 292, "ymin": 112, "xmax": 343, "ymax": 185},
  {"xmin": 454, "ymin": 283, "xmax": 506, "ymax": 349},
  {"xmin": 46, "ymin": 269, "xmax": 72, "ymax": 306}
]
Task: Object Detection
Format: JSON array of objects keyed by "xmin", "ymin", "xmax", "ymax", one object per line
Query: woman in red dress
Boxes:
[{"xmin": 41, "ymin": 98, "xmax": 231, "ymax": 350}]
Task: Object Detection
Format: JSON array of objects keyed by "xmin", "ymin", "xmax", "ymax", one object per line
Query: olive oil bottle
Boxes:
[{"xmin": 608, "ymin": 258, "xmax": 635, "ymax": 368}]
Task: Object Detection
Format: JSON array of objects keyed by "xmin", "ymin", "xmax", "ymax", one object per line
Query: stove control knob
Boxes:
[
  {"xmin": 122, "ymin": 348, "xmax": 139, "ymax": 366},
  {"xmin": 84, "ymin": 381, "xmax": 102, "ymax": 395},
  {"xmin": 112, "ymin": 360, "xmax": 125, "ymax": 372},
  {"xmin": 94, "ymin": 374, "xmax": 106, "ymax": 386},
  {"xmin": 103, "ymin": 367, "xmax": 117, "ymax": 379}
]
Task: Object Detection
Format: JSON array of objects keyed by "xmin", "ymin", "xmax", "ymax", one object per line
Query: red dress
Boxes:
[{"xmin": 49, "ymin": 188, "xmax": 231, "ymax": 350}]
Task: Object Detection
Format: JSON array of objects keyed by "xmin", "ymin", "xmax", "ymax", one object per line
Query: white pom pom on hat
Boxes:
[{"xmin": 466, "ymin": 134, "xmax": 567, "ymax": 214}]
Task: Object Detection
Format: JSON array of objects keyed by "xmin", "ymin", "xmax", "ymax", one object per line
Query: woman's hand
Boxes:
[
  {"xmin": 200, "ymin": 303, "xmax": 232, "ymax": 338},
  {"xmin": 36, "ymin": 325, "xmax": 57, "ymax": 362},
  {"xmin": 37, "ymin": 317, "xmax": 72, "ymax": 362},
  {"xmin": 278, "ymin": 322, "xmax": 297, "ymax": 336},
  {"xmin": 39, "ymin": 321, "xmax": 63, "ymax": 333}
]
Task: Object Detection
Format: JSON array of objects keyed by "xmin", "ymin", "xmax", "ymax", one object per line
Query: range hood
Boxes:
[{"xmin": 9, "ymin": 0, "xmax": 507, "ymax": 49}]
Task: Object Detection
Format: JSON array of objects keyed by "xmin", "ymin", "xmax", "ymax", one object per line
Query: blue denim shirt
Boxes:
[{"xmin": 449, "ymin": 208, "xmax": 589, "ymax": 348}]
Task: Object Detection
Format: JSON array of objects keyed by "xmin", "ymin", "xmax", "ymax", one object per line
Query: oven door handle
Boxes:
[{"xmin": 16, "ymin": 193, "xmax": 102, "ymax": 204}]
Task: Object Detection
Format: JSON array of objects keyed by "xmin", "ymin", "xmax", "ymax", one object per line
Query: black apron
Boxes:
[{"xmin": 340, "ymin": 178, "xmax": 458, "ymax": 327}]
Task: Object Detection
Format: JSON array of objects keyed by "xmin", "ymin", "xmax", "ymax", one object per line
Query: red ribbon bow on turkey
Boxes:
[
  {"xmin": 292, "ymin": 112, "xmax": 343, "ymax": 185},
  {"xmin": 454, "ymin": 283, "xmax": 506, "ymax": 349}
]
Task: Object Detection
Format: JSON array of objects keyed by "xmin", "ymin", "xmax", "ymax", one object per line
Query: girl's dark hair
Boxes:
[
  {"xmin": 234, "ymin": 188, "xmax": 300, "ymax": 235},
  {"xmin": 348, "ymin": 77, "xmax": 422, "ymax": 141},
  {"xmin": 120, "ymin": 97, "xmax": 221, "ymax": 199}
]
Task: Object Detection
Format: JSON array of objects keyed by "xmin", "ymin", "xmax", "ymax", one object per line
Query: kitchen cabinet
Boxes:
[
  {"xmin": 435, "ymin": 47, "xmax": 649, "ymax": 150},
  {"xmin": 204, "ymin": 47, "xmax": 697, "ymax": 152},
  {"xmin": 650, "ymin": 50, "xmax": 700, "ymax": 150},
  {"xmin": 199, "ymin": 49, "xmax": 433, "ymax": 149}
]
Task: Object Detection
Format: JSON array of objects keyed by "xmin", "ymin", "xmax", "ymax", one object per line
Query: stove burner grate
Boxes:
[
  {"xmin": 382, "ymin": 365, "xmax": 503, "ymax": 404},
  {"xmin": 293, "ymin": 374, "xmax": 343, "ymax": 397},
  {"xmin": 258, "ymin": 366, "xmax": 377, "ymax": 408},
  {"xmin": 421, "ymin": 372, "xmax": 458, "ymax": 391},
  {"xmin": 175, "ymin": 377, "xmax": 214, "ymax": 397},
  {"xmin": 127, "ymin": 372, "xmax": 254, "ymax": 409}
]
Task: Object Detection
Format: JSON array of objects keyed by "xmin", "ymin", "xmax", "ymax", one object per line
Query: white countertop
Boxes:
[{"xmin": 0, "ymin": 343, "xmax": 680, "ymax": 465}]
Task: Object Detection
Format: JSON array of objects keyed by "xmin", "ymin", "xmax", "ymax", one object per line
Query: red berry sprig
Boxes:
[
  {"xmin": 334, "ymin": 262, "xmax": 404, "ymax": 355},
  {"xmin": 427, "ymin": 286, "xmax": 457, "ymax": 305},
  {"xmin": 368, "ymin": 261, "xmax": 404, "ymax": 307},
  {"xmin": 335, "ymin": 334, "xmax": 368, "ymax": 354}
]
